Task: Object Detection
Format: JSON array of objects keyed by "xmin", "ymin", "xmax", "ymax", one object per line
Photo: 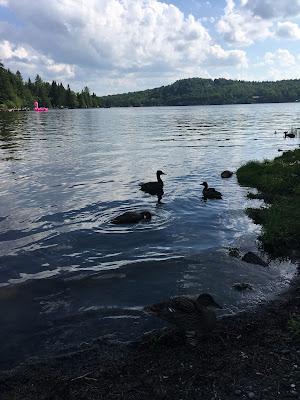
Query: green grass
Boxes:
[{"xmin": 237, "ymin": 149, "xmax": 300, "ymax": 257}]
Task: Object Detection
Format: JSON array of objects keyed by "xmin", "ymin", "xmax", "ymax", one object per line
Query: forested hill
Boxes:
[
  {"xmin": 0, "ymin": 62, "xmax": 101, "ymax": 110},
  {"xmin": 1, "ymin": 60, "xmax": 300, "ymax": 110},
  {"xmin": 99, "ymin": 78, "xmax": 300, "ymax": 107}
]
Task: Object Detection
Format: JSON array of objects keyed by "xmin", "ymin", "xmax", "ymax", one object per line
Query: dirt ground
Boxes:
[{"xmin": 1, "ymin": 272, "xmax": 300, "ymax": 400}]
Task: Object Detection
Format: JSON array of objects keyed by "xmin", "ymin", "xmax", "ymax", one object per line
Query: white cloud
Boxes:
[
  {"xmin": 276, "ymin": 21, "xmax": 300, "ymax": 39},
  {"xmin": 0, "ymin": 40, "xmax": 28, "ymax": 60},
  {"xmin": 217, "ymin": 0, "xmax": 273, "ymax": 46},
  {"xmin": 207, "ymin": 45, "xmax": 248, "ymax": 67},
  {"xmin": 264, "ymin": 48, "xmax": 296, "ymax": 67},
  {"xmin": 0, "ymin": 0, "xmax": 247, "ymax": 94},
  {"xmin": 217, "ymin": 0, "xmax": 300, "ymax": 47},
  {"xmin": 0, "ymin": 39, "xmax": 75, "ymax": 81},
  {"xmin": 242, "ymin": 0, "xmax": 300, "ymax": 20}
]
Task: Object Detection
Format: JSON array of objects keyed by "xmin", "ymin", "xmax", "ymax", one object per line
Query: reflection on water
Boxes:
[{"xmin": 0, "ymin": 104, "xmax": 300, "ymax": 369}]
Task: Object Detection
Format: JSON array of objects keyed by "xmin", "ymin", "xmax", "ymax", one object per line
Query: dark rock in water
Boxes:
[
  {"xmin": 221, "ymin": 170, "xmax": 233, "ymax": 178},
  {"xmin": 278, "ymin": 149, "xmax": 283, "ymax": 152},
  {"xmin": 233, "ymin": 282, "xmax": 254, "ymax": 291},
  {"xmin": 247, "ymin": 192, "xmax": 265, "ymax": 200},
  {"xmin": 228, "ymin": 247, "xmax": 241, "ymax": 258},
  {"xmin": 242, "ymin": 252, "xmax": 268, "ymax": 267}
]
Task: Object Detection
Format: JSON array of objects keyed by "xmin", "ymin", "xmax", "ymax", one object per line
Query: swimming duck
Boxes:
[
  {"xmin": 111, "ymin": 211, "xmax": 151, "ymax": 224},
  {"xmin": 140, "ymin": 170, "xmax": 165, "ymax": 195},
  {"xmin": 201, "ymin": 182, "xmax": 222, "ymax": 199},
  {"xmin": 221, "ymin": 170, "xmax": 233, "ymax": 178},
  {"xmin": 284, "ymin": 132, "xmax": 295, "ymax": 138},
  {"xmin": 144, "ymin": 293, "xmax": 222, "ymax": 340}
]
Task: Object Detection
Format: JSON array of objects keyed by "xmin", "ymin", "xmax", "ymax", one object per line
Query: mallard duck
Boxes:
[
  {"xmin": 140, "ymin": 170, "xmax": 165, "ymax": 195},
  {"xmin": 201, "ymin": 182, "xmax": 222, "ymax": 199},
  {"xmin": 221, "ymin": 170, "xmax": 233, "ymax": 178},
  {"xmin": 111, "ymin": 211, "xmax": 151, "ymax": 224},
  {"xmin": 144, "ymin": 293, "xmax": 222, "ymax": 337}
]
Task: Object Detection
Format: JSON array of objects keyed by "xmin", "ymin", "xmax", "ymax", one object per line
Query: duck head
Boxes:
[
  {"xmin": 196, "ymin": 293, "xmax": 222, "ymax": 309},
  {"xmin": 157, "ymin": 170, "xmax": 165, "ymax": 177},
  {"xmin": 142, "ymin": 211, "xmax": 152, "ymax": 220},
  {"xmin": 201, "ymin": 182, "xmax": 208, "ymax": 189}
]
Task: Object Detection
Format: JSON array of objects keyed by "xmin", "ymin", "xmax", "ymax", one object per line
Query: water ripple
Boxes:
[{"xmin": 0, "ymin": 105, "xmax": 299, "ymax": 368}]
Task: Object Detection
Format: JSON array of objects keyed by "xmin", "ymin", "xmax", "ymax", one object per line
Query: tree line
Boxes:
[
  {"xmin": 1, "ymin": 61, "xmax": 300, "ymax": 110},
  {"xmin": 0, "ymin": 62, "xmax": 101, "ymax": 110},
  {"xmin": 100, "ymin": 77, "xmax": 300, "ymax": 107}
]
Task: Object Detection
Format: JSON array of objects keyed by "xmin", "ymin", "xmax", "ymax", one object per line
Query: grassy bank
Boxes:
[{"xmin": 237, "ymin": 149, "xmax": 300, "ymax": 257}]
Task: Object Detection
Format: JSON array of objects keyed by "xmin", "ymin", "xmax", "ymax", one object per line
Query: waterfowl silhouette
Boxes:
[
  {"xmin": 111, "ymin": 211, "xmax": 151, "ymax": 224},
  {"xmin": 140, "ymin": 170, "xmax": 165, "ymax": 194},
  {"xmin": 140, "ymin": 170, "xmax": 165, "ymax": 202},
  {"xmin": 144, "ymin": 293, "xmax": 222, "ymax": 341},
  {"xmin": 201, "ymin": 182, "xmax": 222, "ymax": 199},
  {"xmin": 284, "ymin": 132, "xmax": 295, "ymax": 138},
  {"xmin": 221, "ymin": 170, "xmax": 233, "ymax": 178}
]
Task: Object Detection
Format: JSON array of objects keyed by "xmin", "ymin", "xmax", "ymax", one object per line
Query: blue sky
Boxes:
[{"xmin": 1, "ymin": 0, "xmax": 300, "ymax": 95}]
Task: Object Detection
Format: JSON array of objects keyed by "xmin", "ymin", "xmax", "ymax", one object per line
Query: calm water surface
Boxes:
[{"xmin": 0, "ymin": 104, "xmax": 300, "ymax": 368}]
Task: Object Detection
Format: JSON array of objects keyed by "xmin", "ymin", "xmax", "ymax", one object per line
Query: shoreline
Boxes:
[
  {"xmin": 1, "ymin": 273, "xmax": 299, "ymax": 399},
  {"xmin": 1, "ymin": 101, "xmax": 300, "ymax": 112}
]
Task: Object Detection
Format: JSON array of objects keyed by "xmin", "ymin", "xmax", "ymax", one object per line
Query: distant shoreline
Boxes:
[{"xmin": 1, "ymin": 100, "xmax": 300, "ymax": 113}]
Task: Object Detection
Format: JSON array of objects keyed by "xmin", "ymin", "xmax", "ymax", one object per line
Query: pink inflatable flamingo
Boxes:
[{"xmin": 34, "ymin": 101, "xmax": 48, "ymax": 112}]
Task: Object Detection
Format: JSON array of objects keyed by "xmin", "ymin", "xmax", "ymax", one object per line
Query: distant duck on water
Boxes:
[
  {"xmin": 111, "ymin": 211, "xmax": 151, "ymax": 224},
  {"xmin": 284, "ymin": 131, "xmax": 295, "ymax": 138},
  {"xmin": 144, "ymin": 293, "xmax": 222, "ymax": 343},
  {"xmin": 201, "ymin": 182, "xmax": 222, "ymax": 199},
  {"xmin": 140, "ymin": 170, "xmax": 165, "ymax": 194}
]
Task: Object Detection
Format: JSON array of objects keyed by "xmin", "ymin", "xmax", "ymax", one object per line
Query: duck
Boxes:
[
  {"xmin": 139, "ymin": 170, "xmax": 165, "ymax": 195},
  {"xmin": 144, "ymin": 293, "xmax": 222, "ymax": 341},
  {"xmin": 111, "ymin": 210, "xmax": 151, "ymax": 224},
  {"xmin": 221, "ymin": 170, "xmax": 233, "ymax": 178},
  {"xmin": 201, "ymin": 182, "xmax": 222, "ymax": 199},
  {"xmin": 284, "ymin": 132, "xmax": 295, "ymax": 138}
]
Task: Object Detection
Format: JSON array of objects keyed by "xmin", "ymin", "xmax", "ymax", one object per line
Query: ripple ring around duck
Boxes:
[{"xmin": 95, "ymin": 203, "xmax": 174, "ymax": 234}]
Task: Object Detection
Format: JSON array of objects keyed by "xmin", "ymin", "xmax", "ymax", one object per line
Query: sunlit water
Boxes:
[{"xmin": 0, "ymin": 104, "xmax": 300, "ymax": 369}]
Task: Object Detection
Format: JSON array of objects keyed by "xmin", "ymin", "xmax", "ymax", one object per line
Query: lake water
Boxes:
[{"xmin": 0, "ymin": 103, "xmax": 300, "ymax": 369}]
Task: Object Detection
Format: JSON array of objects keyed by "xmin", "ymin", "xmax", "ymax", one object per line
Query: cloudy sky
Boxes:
[{"xmin": 0, "ymin": 0, "xmax": 300, "ymax": 95}]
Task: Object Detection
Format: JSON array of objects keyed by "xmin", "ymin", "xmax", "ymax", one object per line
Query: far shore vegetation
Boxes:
[
  {"xmin": 237, "ymin": 149, "xmax": 300, "ymax": 257},
  {"xmin": 0, "ymin": 62, "xmax": 100, "ymax": 110},
  {"xmin": 2, "ymin": 62, "xmax": 300, "ymax": 110}
]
